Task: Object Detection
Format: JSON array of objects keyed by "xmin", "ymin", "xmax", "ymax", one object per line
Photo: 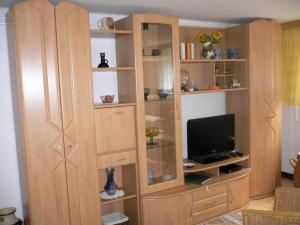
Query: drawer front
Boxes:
[
  {"xmin": 95, "ymin": 106, "xmax": 136, "ymax": 154},
  {"xmin": 192, "ymin": 203, "xmax": 227, "ymax": 224},
  {"xmin": 192, "ymin": 184, "xmax": 227, "ymax": 201},
  {"xmin": 192, "ymin": 192, "xmax": 227, "ymax": 213},
  {"xmin": 98, "ymin": 151, "xmax": 136, "ymax": 169}
]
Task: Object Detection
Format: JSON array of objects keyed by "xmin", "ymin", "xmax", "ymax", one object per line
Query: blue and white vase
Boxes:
[{"xmin": 104, "ymin": 168, "xmax": 117, "ymax": 195}]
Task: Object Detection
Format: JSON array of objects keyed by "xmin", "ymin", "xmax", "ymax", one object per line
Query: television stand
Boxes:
[{"xmin": 196, "ymin": 155, "xmax": 230, "ymax": 164}]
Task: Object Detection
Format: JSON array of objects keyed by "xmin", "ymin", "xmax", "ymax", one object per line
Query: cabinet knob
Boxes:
[
  {"xmin": 68, "ymin": 144, "xmax": 73, "ymax": 149},
  {"xmin": 56, "ymin": 145, "xmax": 63, "ymax": 150}
]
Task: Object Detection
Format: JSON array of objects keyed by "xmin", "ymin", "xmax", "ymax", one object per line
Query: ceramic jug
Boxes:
[
  {"xmin": 290, "ymin": 153, "xmax": 300, "ymax": 187},
  {"xmin": 0, "ymin": 208, "xmax": 22, "ymax": 225}
]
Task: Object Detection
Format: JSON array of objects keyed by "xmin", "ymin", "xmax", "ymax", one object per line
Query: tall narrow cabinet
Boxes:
[
  {"xmin": 133, "ymin": 14, "xmax": 184, "ymax": 195},
  {"xmin": 12, "ymin": 1, "xmax": 100, "ymax": 224},
  {"xmin": 248, "ymin": 20, "xmax": 282, "ymax": 198}
]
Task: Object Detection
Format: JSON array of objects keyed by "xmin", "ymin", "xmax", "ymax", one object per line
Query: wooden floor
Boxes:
[{"xmin": 246, "ymin": 178, "xmax": 294, "ymax": 211}]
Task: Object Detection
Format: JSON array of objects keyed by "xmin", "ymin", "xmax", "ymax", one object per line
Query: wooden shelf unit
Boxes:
[
  {"xmin": 94, "ymin": 102, "xmax": 136, "ymax": 109},
  {"xmin": 143, "ymin": 55, "xmax": 173, "ymax": 62},
  {"xmin": 91, "ymin": 16, "xmax": 140, "ymax": 225},
  {"xmin": 92, "ymin": 67, "xmax": 135, "ymax": 72},
  {"xmin": 101, "ymin": 194, "xmax": 137, "ymax": 205},
  {"xmin": 180, "ymin": 58, "xmax": 247, "ymax": 63},
  {"xmin": 181, "ymin": 87, "xmax": 247, "ymax": 95},
  {"xmin": 183, "ymin": 155, "xmax": 249, "ymax": 173},
  {"xmin": 144, "ymin": 168, "xmax": 250, "ymax": 198},
  {"xmin": 90, "ymin": 29, "xmax": 133, "ymax": 38}
]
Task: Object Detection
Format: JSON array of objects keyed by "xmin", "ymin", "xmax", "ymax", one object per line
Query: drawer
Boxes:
[
  {"xmin": 192, "ymin": 183, "xmax": 227, "ymax": 201},
  {"xmin": 95, "ymin": 106, "xmax": 136, "ymax": 154},
  {"xmin": 98, "ymin": 151, "xmax": 136, "ymax": 169},
  {"xmin": 192, "ymin": 192, "xmax": 227, "ymax": 213},
  {"xmin": 192, "ymin": 203, "xmax": 227, "ymax": 224}
]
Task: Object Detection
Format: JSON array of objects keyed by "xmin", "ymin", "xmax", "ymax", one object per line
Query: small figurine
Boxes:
[
  {"xmin": 98, "ymin": 53, "xmax": 109, "ymax": 68},
  {"xmin": 225, "ymin": 68, "xmax": 231, "ymax": 75},
  {"xmin": 231, "ymin": 78, "xmax": 241, "ymax": 88},
  {"xmin": 191, "ymin": 81, "xmax": 199, "ymax": 91}
]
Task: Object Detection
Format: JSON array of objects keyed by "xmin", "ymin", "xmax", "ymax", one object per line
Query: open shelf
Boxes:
[
  {"xmin": 92, "ymin": 67, "xmax": 135, "ymax": 72},
  {"xmin": 143, "ymin": 56, "xmax": 172, "ymax": 62},
  {"xmin": 181, "ymin": 88, "xmax": 247, "ymax": 95},
  {"xmin": 101, "ymin": 193, "xmax": 137, "ymax": 205},
  {"xmin": 181, "ymin": 59, "xmax": 247, "ymax": 63},
  {"xmin": 144, "ymin": 168, "xmax": 250, "ymax": 198},
  {"xmin": 183, "ymin": 155, "xmax": 249, "ymax": 173},
  {"xmin": 146, "ymin": 140, "xmax": 175, "ymax": 150},
  {"xmin": 90, "ymin": 29, "xmax": 133, "ymax": 38},
  {"xmin": 145, "ymin": 97, "xmax": 174, "ymax": 102},
  {"xmin": 94, "ymin": 102, "xmax": 136, "ymax": 109}
]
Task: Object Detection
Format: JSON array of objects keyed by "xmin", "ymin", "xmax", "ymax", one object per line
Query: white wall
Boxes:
[
  {"xmin": 0, "ymin": 8, "xmax": 23, "ymax": 219},
  {"xmin": 181, "ymin": 93, "xmax": 226, "ymax": 158},
  {"xmin": 282, "ymin": 105, "xmax": 300, "ymax": 173}
]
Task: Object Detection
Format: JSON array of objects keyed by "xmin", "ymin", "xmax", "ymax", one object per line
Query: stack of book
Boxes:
[{"xmin": 180, "ymin": 42, "xmax": 195, "ymax": 60}]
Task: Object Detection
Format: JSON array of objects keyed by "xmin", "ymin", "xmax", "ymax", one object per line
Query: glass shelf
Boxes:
[
  {"xmin": 141, "ymin": 22, "xmax": 178, "ymax": 187},
  {"xmin": 146, "ymin": 139, "xmax": 175, "ymax": 150}
]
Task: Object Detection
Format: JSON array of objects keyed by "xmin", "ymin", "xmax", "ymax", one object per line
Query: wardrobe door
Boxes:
[
  {"xmin": 270, "ymin": 22, "xmax": 282, "ymax": 188},
  {"xmin": 12, "ymin": 1, "xmax": 70, "ymax": 225},
  {"xmin": 249, "ymin": 20, "xmax": 281, "ymax": 198},
  {"xmin": 55, "ymin": 2, "xmax": 101, "ymax": 225}
]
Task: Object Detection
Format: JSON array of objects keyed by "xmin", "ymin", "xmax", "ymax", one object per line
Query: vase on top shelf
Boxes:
[{"xmin": 195, "ymin": 31, "xmax": 223, "ymax": 59}]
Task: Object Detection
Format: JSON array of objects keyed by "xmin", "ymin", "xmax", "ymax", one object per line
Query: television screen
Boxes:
[{"xmin": 187, "ymin": 114, "xmax": 235, "ymax": 163}]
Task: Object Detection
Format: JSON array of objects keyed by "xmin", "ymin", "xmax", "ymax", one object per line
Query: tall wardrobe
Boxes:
[
  {"xmin": 248, "ymin": 20, "xmax": 282, "ymax": 198},
  {"xmin": 12, "ymin": 1, "xmax": 100, "ymax": 225}
]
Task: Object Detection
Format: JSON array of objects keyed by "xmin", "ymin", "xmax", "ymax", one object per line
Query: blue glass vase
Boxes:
[{"xmin": 104, "ymin": 168, "xmax": 116, "ymax": 195}]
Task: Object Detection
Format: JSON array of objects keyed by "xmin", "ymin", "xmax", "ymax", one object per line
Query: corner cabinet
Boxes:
[
  {"xmin": 12, "ymin": 1, "xmax": 100, "ymax": 225},
  {"xmin": 133, "ymin": 14, "xmax": 184, "ymax": 195}
]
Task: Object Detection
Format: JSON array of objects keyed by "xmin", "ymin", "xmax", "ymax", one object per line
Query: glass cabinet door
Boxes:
[{"xmin": 142, "ymin": 23, "xmax": 177, "ymax": 186}]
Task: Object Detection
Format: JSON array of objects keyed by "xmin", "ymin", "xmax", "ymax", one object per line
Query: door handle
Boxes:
[{"xmin": 108, "ymin": 111, "xmax": 124, "ymax": 115}]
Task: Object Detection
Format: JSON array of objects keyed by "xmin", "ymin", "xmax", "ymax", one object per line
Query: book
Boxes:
[
  {"xmin": 184, "ymin": 173, "xmax": 212, "ymax": 185},
  {"xmin": 191, "ymin": 43, "xmax": 195, "ymax": 59},
  {"xmin": 186, "ymin": 42, "xmax": 191, "ymax": 60},
  {"xmin": 180, "ymin": 42, "xmax": 186, "ymax": 60}
]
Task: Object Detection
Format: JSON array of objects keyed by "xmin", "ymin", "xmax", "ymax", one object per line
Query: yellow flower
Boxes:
[
  {"xmin": 212, "ymin": 31, "xmax": 222, "ymax": 40},
  {"xmin": 196, "ymin": 33, "xmax": 205, "ymax": 43}
]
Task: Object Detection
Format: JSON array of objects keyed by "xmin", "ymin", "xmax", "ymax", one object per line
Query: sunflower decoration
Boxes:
[{"xmin": 195, "ymin": 31, "xmax": 223, "ymax": 59}]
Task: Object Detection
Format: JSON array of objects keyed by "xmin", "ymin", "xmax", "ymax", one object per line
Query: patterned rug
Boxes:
[{"xmin": 200, "ymin": 212, "xmax": 243, "ymax": 225}]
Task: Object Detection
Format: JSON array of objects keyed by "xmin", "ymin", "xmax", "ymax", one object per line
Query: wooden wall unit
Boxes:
[
  {"xmin": 12, "ymin": 0, "xmax": 100, "ymax": 225},
  {"xmin": 12, "ymin": 0, "xmax": 281, "ymax": 222},
  {"xmin": 91, "ymin": 15, "xmax": 140, "ymax": 225}
]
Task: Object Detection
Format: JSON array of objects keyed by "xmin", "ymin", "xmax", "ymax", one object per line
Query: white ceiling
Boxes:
[{"xmin": 1, "ymin": 0, "xmax": 300, "ymax": 23}]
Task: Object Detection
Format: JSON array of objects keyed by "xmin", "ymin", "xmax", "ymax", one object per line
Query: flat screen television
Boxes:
[{"xmin": 187, "ymin": 114, "xmax": 235, "ymax": 164}]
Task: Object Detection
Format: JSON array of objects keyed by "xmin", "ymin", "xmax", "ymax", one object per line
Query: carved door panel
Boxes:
[
  {"xmin": 12, "ymin": 1, "xmax": 70, "ymax": 225},
  {"xmin": 249, "ymin": 20, "xmax": 281, "ymax": 197},
  {"xmin": 55, "ymin": 2, "xmax": 101, "ymax": 225}
]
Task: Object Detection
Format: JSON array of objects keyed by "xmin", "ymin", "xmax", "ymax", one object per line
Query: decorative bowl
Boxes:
[
  {"xmin": 100, "ymin": 95, "xmax": 115, "ymax": 104},
  {"xmin": 144, "ymin": 88, "xmax": 150, "ymax": 100},
  {"xmin": 146, "ymin": 127, "xmax": 160, "ymax": 145},
  {"xmin": 156, "ymin": 89, "xmax": 169, "ymax": 99}
]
